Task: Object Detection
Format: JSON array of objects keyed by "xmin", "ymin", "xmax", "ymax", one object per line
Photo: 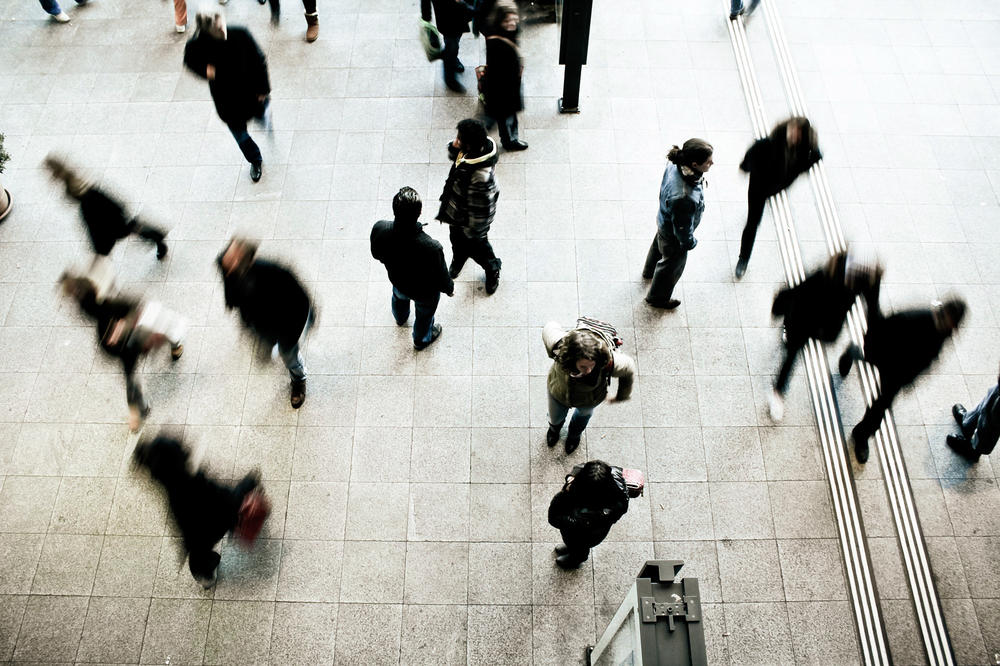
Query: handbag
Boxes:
[
  {"xmin": 234, "ymin": 488, "xmax": 271, "ymax": 547},
  {"xmin": 419, "ymin": 19, "xmax": 444, "ymax": 61}
]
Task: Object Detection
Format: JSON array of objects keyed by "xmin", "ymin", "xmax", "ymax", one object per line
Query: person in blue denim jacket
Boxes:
[{"xmin": 643, "ymin": 139, "xmax": 713, "ymax": 310}]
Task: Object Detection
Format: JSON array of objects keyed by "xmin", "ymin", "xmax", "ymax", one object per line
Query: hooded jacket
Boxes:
[
  {"xmin": 437, "ymin": 138, "xmax": 500, "ymax": 239},
  {"xmin": 183, "ymin": 27, "xmax": 270, "ymax": 124},
  {"xmin": 370, "ymin": 218, "xmax": 454, "ymax": 301},
  {"xmin": 217, "ymin": 256, "xmax": 312, "ymax": 350}
]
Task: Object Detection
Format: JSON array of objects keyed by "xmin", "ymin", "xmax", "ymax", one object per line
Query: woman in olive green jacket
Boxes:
[{"xmin": 543, "ymin": 321, "xmax": 636, "ymax": 454}]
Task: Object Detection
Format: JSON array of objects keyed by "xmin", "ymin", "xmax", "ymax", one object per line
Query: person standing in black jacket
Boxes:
[
  {"xmin": 547, "ymin": 460, "xmax": 629, "ymax": 569},
  {"xmin": 421, "ymin": 0, "xmax": 475, "ymax": 92},
  {"xmin": 183, "ymin": 8, "xmax": 271, "ymax": 182},
  {"xmin": 371, "ymin": 187, "xmax": 455, "ymax": 350},
  {"xmin": 484, "ymin": 2, "xmax": 527, "ymax": 151},
  {"xmin": 45, "ymin": 155, "xmax": 169, "ymax": 260},
  {"xmin": 839, "ymin": 279, "xmax": 966, "ymax": 463},
  {"xmin": 768, "ymin": 253, "xmax": 880, "ymax": 421},
  {"xmin": 217, "ymin": 237, "xmax": 314, "ymax": 408},
  {"xmin": 736, "ymin": 116, "xmax": 821, "ymax": 279}
]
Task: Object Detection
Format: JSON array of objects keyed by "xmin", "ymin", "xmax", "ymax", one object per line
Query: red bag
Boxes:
[{"xmin": 234, "ymin": 488, "xmax": 271, "ymax": 547}]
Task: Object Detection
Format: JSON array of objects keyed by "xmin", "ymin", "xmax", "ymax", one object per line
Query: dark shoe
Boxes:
[
  {"xmin": 170, "ymin": 343, "xmax": 183, "ymax": 361},
  {"xmin": 546, "ymin": 427, "xmax": 560, "ymax": 447},
  {"xmin": 645, "ymin": 298, "xmax": 681, "ymax": 310},
  {"xmin": 734, "ymin": 257, "xmax": 748, "ymax": 280},
  {"xmin": 946, "ymin": 435, "xmax": 981, "ymax": 461},
  {"xmin": 485, "ymin": 260, "xmax": 501, "ymax": 295},
  {"xmin": 952, "ymin": 403, "xmax": 967, "ymax": 427},
  {"xmin": 555, "ymin": 554, "xmax": 583, "ymax": 570},
  {"xmin": 250, "ymin": 162, "xmax": 262, "ymax": 183},
  {"xmin": 838, "ymin": 346, "xmax": 859, "ymax": 378},
  {"xmin": 305, "ymin": 12, "xmax": 319, "ymax": 42},
  {"xmin": 564, "ymin": 433, "xmax": 581, "ymax": 455},
  {"xmin": 414, "ymin": 324, "xmax": 443, "ymax": 351},
  {"xmin": 852, "ymin": 425, "xmax": 870, "ymax": 464},
  {"xmin": 445, "ymin": 78, "xmax": 466, "ymax": 93},
  {"xmin": 156, "ymin": 243, "xmax": 168, "ymax": 260},
  {"xmin": 290, "ymin": 379, "xmax": 306, "ymax": 409},
  {"xmin": 502, "ymin": 140, "xmax": 529, "ymax": 151},
  {"xmin": 554, "ymin": 544, "xmax": 569, "ymax": 555},
  {"xmin": 455, "ymin": 60, "xmax": 465, "ymax": 73}
]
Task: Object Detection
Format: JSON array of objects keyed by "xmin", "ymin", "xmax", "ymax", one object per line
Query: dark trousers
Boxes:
[
  {"xmin": 775, "ymin": 337, "xmax": 806, "ymax": 394},
  {"xmin": 643, "ymin": 230, "xmax": 687, "ymax": 303},
  {"xmin": 129, "ymin": 219, "xmax": 168, "ymax": 254},
  {"xmin": 739, "ymin": 184, "xmax": 770, "ymax": 263},
  {"xmin": 558, "ymin": 530, "xmax": 591, "ymax": 565},
  {"xmin": 263, "ymin": 0, "xmax": 316, "ymax": 16},
  {"xmin": 962, "ymin": 384, "xmax": 1000, "ymax": 454},
  {"xmin": 449, "ymin": 226, "xmax": 499, "ymax": 274},
  {"xmin": 187, "ymin": 475, "xmax": 258, "ymax": 583},
  {"xmin": 496, "ymin": 113, "xmax": 519, "ymax": 146},
  {"xmin": 442, "ymin": 35, "xmax": 461, "ymax": 83},
  {"xmin": 125, "ymin": 372, "xmax": 148, "ymax": 413},
  {"xmin": 227, "ymin": 121, "xmax": 263, "ymax": 165},
  {"xmin": 392, "ymin": 287, "xmax": 440, "ymax": 346}
]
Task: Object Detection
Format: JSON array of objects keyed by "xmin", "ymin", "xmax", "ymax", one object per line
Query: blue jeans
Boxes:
[
  {"xmin": 40, "ymin": 0, "xmax": 85, "ymax": 14},
  {"xmin": 391, "ymin": 287, "xmax": 439, "ymax": 346},
  {"xmin": 547, "ymin": 393, "xmax": 596, "ymax": 437},
  {"xmin": 442, "ymin": 35, "xmax": 461, "ymax": 82},
  {"xmin": 963, "ymin": 384, "xmax": 999, "ymax": 455}
]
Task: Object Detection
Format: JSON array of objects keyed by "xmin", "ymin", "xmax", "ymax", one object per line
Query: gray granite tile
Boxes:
[
  {"xmin": 204, "ymin": 600, "xmax": 275, "ymax": 666},
  {"xmin": 468, "ymin": 542, "xmax": 532, "ymax": 605},
  {"xmin": 787, "ymin": 601, "xmax": 861, "ymax": 665},
  {"xmin": 407, "ymin": 483, "xmax": 469, "ymax": 541},
  {"xmin": 91, "ymin": 534, "xmax": 161, "ymax": 597},
  {"xmin": 334, "ymin": 603, "xmax": 402, "ymax": 666},
  {"xmin": 403, "ymin": 542, "xmax": 468, "ymax": 605},
  {"xmin": 711, "ymin": 481, "xmax": 775, "ymax": 540},
  {"xmin": 76, "ymin": 596, "xmax": 151, "ymax": 664},
  {"xmin": 268, "ymin": 602, "xmax": 338, "ymax": 666},
  {"xmin": 31, "ymin": 533, "xmax": 102, "ymax": 596},
  {"xmin": 284, "ymin": 481, "xmax": 349, "ymax": 540},
  {"xmin": 339, "ymin": 541, "xmax": 406, "ymax": 604},
  {"xmin": 467, "ymin": 605, "xmax": 533, "ymax": 666},
  {"xmin": 214, "ymin": 538, "xmax": 282, "ymax": 602},
  {"xmin": 649, "ymin": 481, "xmax": 715, "ymax": 541},
  {"xmin": 718, "ymin": 539, "xmax": 785, "ymax": 603},
  {"xmin": 13, "ymin": 595, "xmax": 88, "ymax": 663},
  {"xmin": 723, "ymin": 602, "xmax": 794, "ymax": 666},
  {"xmin": 776, "ymin": 538, "xmax": 848, "ymax": 601},
  {"xmin": 653, "ymin": 540, "xmax": 722, "ymax": 603},
  {"xmin": 0, "ymin": 534, "xmax": 43, "ymax": 594},
  {"xmin": 48, "ymin": 476, "xmax": 115, "ymax": 534},
  {"xmin": 769, "ymin": 480, "xmax": 838, "ymax": 539},
  {"xmin": 469, "ymin": 483, "xmax": 531, "ymax": 542},
  {"xmin": 344, "ymin": 482, "xmax": 409, "ymax": 541},
  {"xmin": 140, "ymin": 598, "xmax": 212, "ymax": 665},
  {"xmin": 276, "ymin": 539, "xmax": 343, "ymax": 603}
]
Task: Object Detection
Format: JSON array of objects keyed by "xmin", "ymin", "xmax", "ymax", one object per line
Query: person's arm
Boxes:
[
  {"xmin": 610, "ymin": 351, "xmax": 635, "ymax": 401},
  {"xmin": 435, "ymin": 244, "xmax": 455, "ymax": 296},
  {"xmin": 542, "ymin": 322, "xmax": 566, "ymax": 359},
  {"xmin": 670, "ymin": 197, "xmax": 698, "ymax": 251}
]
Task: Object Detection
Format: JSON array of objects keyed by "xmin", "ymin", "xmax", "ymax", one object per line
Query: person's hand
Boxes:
[
  {"xmin": 206, "ymin": 64, "xmax": 216, "ymax": 80},
  {"xmin": 257, "ymin": 94, "xmax": 267, "ymax": 102},
  {"xmin": 446, "ymin": 290, "xmax": 454, "ymax": 297},
  {"xmin": 451, "ymin": 138, "xmax": 461, "ymax": 149}
]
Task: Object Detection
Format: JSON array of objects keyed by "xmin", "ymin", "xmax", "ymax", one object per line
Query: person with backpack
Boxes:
[
  {"xmin": 643, "ymin": 139, "xmax": 714, "ymax": 310},
  {"xmin": 483, "ymin": 1, "xmax": 528, "ymax": 151},
  {"xmin": 735, "ymin": 116, "xmax": 821, "ymax": 279},
  {"xmin": 547, "ymin": 460, "xmax": 630, "ymax": 569},
  {"xmin": 543, "ymin": 319, "xmax": 635, "ymax": 454},
  {"xmin": 371, "ymin": 187, "xmax": 455, "ymax": 350},
  {"xmin": 437, "ymin": 118, "xmax": 503, "ymax": 294}
]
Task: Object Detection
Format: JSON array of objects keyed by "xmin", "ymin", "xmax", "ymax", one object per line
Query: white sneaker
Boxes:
[
  {"xmin": 175, "ymin": 23, "xmax": 186, "ymax": 33},
  {"xmin": 52, "ymin": 11, "xmax": 71, "ymax": 22},
  {"xmin": 768, "ymin": 390, "xmax": 785, "ymax": 422}
]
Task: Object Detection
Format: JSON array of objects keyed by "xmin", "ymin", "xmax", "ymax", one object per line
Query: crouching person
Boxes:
[{"xmin": 133, "ymin": 435, "xmax": 269, "ymax": 588}]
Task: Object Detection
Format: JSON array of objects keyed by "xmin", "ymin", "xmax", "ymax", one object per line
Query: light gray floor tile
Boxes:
[
  {"xmin": 344, "ymin": 482, "xmax": 409, "ymax": 541},
  {"xmin": 407, "ymin": 483, "xmax": 470, "ymax": 541},
  {"xmin": 469, "ymin": 483, "xmax": 531, "ymax": 542},
  {"xmin": 204, "ymin": 600, "xmax": 275, "ymax": 666},
  {"xmin": 276, "ymin": 539, "xmax": 343, "ymax": 603},
  {"xmin": 467, "ymin": 605, "xmax": 533, "ymax": 666},
  {"xmin": 91, "ymin": 534, "xmax": 160, "ymax": 597},
  {"xmin": 48, "ymin": 476, "xmax": 115, "ymax": 534},
  {"xmin": 13, "ymin": 594, "xmax": 88, "ymax": 663},
  {"xmin": 284, "ymin": 481, "xmax": 348, "ymax": 541},
  {"xmin": 724, "ymin": 602, "xmax": 795, "ymax": 666},
  {"xmin": 711, "ymin": 481, "xmax": 775, "ymax": 540},
  {"xmin": 269, "ymin": 601, "xmax": 338, "ymax": 666},
  {"xmin": 339, "ymin": 541, "xmax": 406, "ymax": 604},
  {"xmin": 0, "ymin": 534, "xmax": 43, "ymax": 595},
  {"xmin": 334, "ymin": 602, "xmax": 402, "ymax": 666},
  {"xmin": 140, "ymin": 598, "xmax": 212, "ymax": 665},
  {"xmin": 76, "ymin": 596, "xmax": 151, "ymax": 664},
  {"xmin": 31, "ymin": 533, "xmax": 102, "ymax": 596},
  {"xmin": 468, "ymin": 542, "xmax": 532, "ymax": 605}
]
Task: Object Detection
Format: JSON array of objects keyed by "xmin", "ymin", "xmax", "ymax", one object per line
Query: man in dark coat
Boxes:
[
  {"xmin": 548, "ymin": 460, "xmax": 629, "ymax": 569},
  {"xmin": 183, "ymin": 8, "xmax": 271, "ymax": 182},
  {"xmin": 217, "ymin": 237, "xmax": 314, "ymax": 408},
  {"xmin": 736, "ymin": 116, "xmax": 822, "ymax": 279},
  {"xmin": 484, "ymin": 2, "xmax": 527, "ymax": 151},
  {"xmin": 421, "ymin": 0, "xmax": 474, "ymax": 92},
  {"xmin": 437, "ymin": 119, "xmax": 502, "ymax": 294},
  {"xmin": 949, "ymin": 364, "xmax": 1000, "ymax": 461},
  {"xmin": 840, "ymin": 282, "xmax": 966, "ymax": 464},
  {"xmin": 133, "ymin": 435, "xmax": 263, "ymax": 589},
  {"xmin": 45, "ymin": 155, "xmax": 169, "ymax": 260},
  {"xmin": 768, "ymin": 253, "xmax": 880, "ymax": 420},
  {"xmin": 371, "ymin": 187, "xmax": 455, "ymax": 350}
]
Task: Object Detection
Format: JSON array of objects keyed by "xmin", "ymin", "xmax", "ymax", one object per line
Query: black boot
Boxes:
[
  {"xmin": 485, "ymin": 258, "xmax": 501, "ymax": 295},
  {"xmin": 946, "ymin": 435, "xmax": 980, "ymax": 461},
  {"xmin": 852, "ymin": 424, "xmax": 870, "ymax": 464},
  {"xmin": 546, "ymin": 426, "xmax": 560, "ymax": 447}
]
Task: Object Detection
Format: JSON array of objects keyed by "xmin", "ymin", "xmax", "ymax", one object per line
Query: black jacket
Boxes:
[
  {"xmin": 183, "ymin": 27, "xmax": 270, "ymax": 124},
  {"xmin": 547, "ymin": 472, "xmax": 629, "ymax": 549},
  {"xmin": 218, "ymin": 258, "xmax": 312, "ymax": 349},
  {"xmin": 485, "ymin": 33, "xmax": 523, "ymax": 119},
  {"xmin": 864, "ymin": 308, "xmax": 949, "ymax": 391},
  {"xmin": 772, "ymin": 269, "xmax": 859, "ymax": 346},
  {"xmin": 371, "ymin": 218, "xmax": 454, "ymax": 301},
  {"xmin": 740, "ymin": 121, "xmax": 822, "ymax": 197},
  {"xmin": 79, "ymin": 292, "xmax": 144, "ymax": 379},
  {"xmin": 78, "ymin": 188, "xmax": 135, "ymax": 256},
  {"xmin": 421, "ymin": 0, "xmax": 474, "ymax": 36}
]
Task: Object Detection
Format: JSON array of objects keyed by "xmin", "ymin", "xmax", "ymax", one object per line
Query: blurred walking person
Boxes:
[
  {"xmin": 548, "ymin": 460, "xmax": 629, "ymax": 569},
  {"xmin": 60, "ymin": 272, "xmax": 185, "ymax": 431},
  {"xmin": 437, "ymin": 119, "xmax": 502, "ymax": 294},
  {"xmin": 949, "ymin": 364, "xmax": 1000, "ymax": 461},
  {"xmin": 643, "ymin": 139, "xmax": 714, "ymax": 310},
  {"xmin": 839, "ymin": 276, "xmax": 965, "ymax": 463},
  {"xmin": 768, "ymin": 252, "xmax": 880, "ymax": 420},
  {"xmin": 421, "ymin": 0, "xmax": 474, "ymax": 92},
  {"xmin": 184, "ymin": 7, "xmax": 272, "ymax": 182},
  {"xmin": 371, "ymin": 187, "xmax": 454, "ymax": 350},
  {"xmin": 483, "ymin": 1, "xmax": 527, "ymax": 151},
  {"xmin": 133, "ymin": 435, "xmax": 269, "ymax": 588},
  {"xmin": 735, "ymin": 116, "xmax": 821, "ymax": 279},
  {"xmin": 217, "ymin": 237, "xmax": 314, "ymax": 408}
]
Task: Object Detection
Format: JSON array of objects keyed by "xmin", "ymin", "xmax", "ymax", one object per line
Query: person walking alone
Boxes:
[
  {"xmin": 643, "ymin": 139, "xmax": 714, "ymax": 310},
  {"xmin": 436, "ymin": 119, "xmax": 502, "ymax": 294},
  {"xmin": 547, "ymin": 460, "xmax": 630, "ymax": 569},
  {"xmin": 735, "ymin": 116, "xmax": 821, "ymax": 279},
  {"xmin": 421, "ymin": 0, "xmax": 475, "ymax": 92},
  {"xmin": 183, "ymin": 8, "xmax": 272, "ymax": 182},
  {"xmin": 948, "ymin": 364, "xmax": 1000, "ymax": 462},
  {"xmin": 371, "ymin": 187, "xmax": 455, "ymax": 350},
  {"xmin": 484, "ymin": 1, "xmax": 528, "ymax": 151}
]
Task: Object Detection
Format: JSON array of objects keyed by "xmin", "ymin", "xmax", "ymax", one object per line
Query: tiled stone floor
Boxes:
[{"xmin": 0, "ymin": 0, "xmax": 997, "ymax": 664}]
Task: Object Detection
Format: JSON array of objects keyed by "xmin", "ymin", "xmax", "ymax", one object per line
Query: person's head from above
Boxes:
[
  {"xmin": 196, "ymin": 6, "xmax": 227, "ymax": 40},
  {"xmin": 556, "ymin": 329, "xmax": 611, "ymax": 379},
  {"xmin": 667, "ymin": 138, "xmax": 714, "ymax": 177},
  {"xmin": 494, "ymin": 0, "xmax": 519, "ymax": 33},
  {"xmin": 569, "ymin": 460, "xmax": 623, "ymax": 504},
  {"xmin": 784, "ymin": 116, "xmax": 811, "ymax": 146},
  {"xmin": 454, "ymin": 118, "xmax": 488, "ymax": 155},
  {"xmin": 392, "ymin": 186, "xmax": 422, "ymax": 224},
  {"xmin": 219, "ymin": 237, "xmax": 259, "ymax": 276},
  {"xmin": 43, "ymin": 154, "xmax": 89, "ymax": 199},
  {"xmin": 932, "ymin": 298, "xmax": 966, "ymax": 334},
  {"xmin": 58, "ymin": 271, "xmax": 96, "ymax": 302}
]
